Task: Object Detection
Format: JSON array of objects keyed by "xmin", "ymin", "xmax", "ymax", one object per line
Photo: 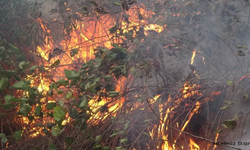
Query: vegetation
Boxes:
[{"xmin": 1, "ymin": 0, "xmax": 250, "ymax": 150}]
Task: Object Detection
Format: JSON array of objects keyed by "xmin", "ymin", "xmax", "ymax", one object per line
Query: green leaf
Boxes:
[
  {"xmin": 123, "ymin": 121, "xmax": 129, "ymax": 130},
  {"xmin": 110, "ymin": 131, "xmax": 126, "ymax": 137},
  {"xmin": 13, "ymin": 75, "xmax": 21, "ymax": 81},
  {"xmin": 222, "ymin": 119, "xmax": 237, "ymax": 129},
  {"xmin": 50, "ymin": 83, "xmax": 57, "ymax": 90},
  {"xmin": 49, "ymin": 143, "xmax": 57, "ymax": 150},
  {"xmin": 120, "ymin": 138, "xmax": 127, "ymax": 144},
  {"xmin": 51, "ymin": 125, "xmax": 61, "ymax": 136},
  {"xmin": 85, "ymin": 82, "xmax": 91, "ymax": 91},
  {"xmin": 235, "ymin": 50, "xmax": 245, "ymax": 56},
  {"xmin": 29, "ymin": 65, "xmax": 39, "ymax": 74},
  {"xmin": 103, "ymin": 76, "xmax": 112, "ymax": 82},
  {"xmin": 13, "ymin": 130, "xmax": 22, "ymax": 141},
  {"xmin": 70, "ymin": 49, "xmax": 78, "ymax": 57},
  {"xmin": 82, "ymin": 6, "xmax": 88, "ymax": 11},
  {"xmin": 115, "ymin": 147, "xmax": 125, "ymax": 150},
  {"xmin": 35, "ymin": 105, "xmax": 41, "ymax": 116},
  {"xmin": 109, "ymin": 26, "xmax": 117, "ymax": 34},
  {"xmin": 9, "ymin": 43, "xmax": 19, "ymax": 53},
  {"xmin": 124, "ymin": 30, "xmax": 133, "ymax": 39},
  {"xmin": 59, "ymin": 100, "xmax": 64, "ymax": 107},
  {"xmin": 10, "ymin": 98, "xmax": 21, "ymax": 102},
  {"xmin": 0, "ymin": 133, "xmax": 7, "ymax": 143},
  {"xmin": 0, "ymin": 133, "xmax": 6, "ymax": 138},
  {"xmin": 4, "ymin": 95, "xmax": 12, "ymax": 103},
  {"xmin": 80, "ymin": 97, "xmax": 88, "ymax": 108},
  {"xmin": 66, "ymin": 91, "xmax": 72, "ymax": 99},
  {"xmin": 0, "ymin": 78, "xmax": 8, "ymax": 90},
  {"xmin": 51, "ymin": 60, "xmax": 60, "ymax": 67},
  {"xmin": 64, "ymin": 69, "xmax": 80, "ymax": 79},
  {"xmin": 20, "ymin": 104, "xmax": 31, "ymax": 116},
  {"xmin": 35, "ymin": 123, "xmax": 45, "ymax": 127},
  {"xmin": 213, "ymin": 129, "xmax": 222, "ymax": 133},
  {"xmin": 95, "ymin": 135, "xmax": 101, "ymax": 142},
  {"xmin": 90, "ymin": 1, "xmax": 98, "ymax": 6},
  {"xmin": 53, "ymin": 106, "xmax": 66, "ymax": 122},
  {"xmin": 19, "ymin": 61, "xmax": 30, "ymax": 70},
  {"xmin": 3, "ymin": 103, "xmax": 12, "ymax": 109},
  {"xmin": 69, "ymin": 108, "xmax": 78, "ymax": 119},
  {"xmin": 144, "ymin": 119, "xmax": 151, "ymax": 123},
  {"xmin": 108, "ymin": 91, "xmax": 119, "ymax": 97},
  {"xmin": 220, "ymin": 101, "xmax": 234, "ymax": 110},
  {"xmin": 56, "ymin": 79, "xmax": 68, "ymax": 86},
  {"xmin": 114, "ymin": 2, "xmax": 121, "ymax": 6},
  {"xmin": 65, "ymin": 137, "xmax": 74, "ymax": 146},
  {"xmin": 226, "ymin": 81, "xmax": 234, "ymax": 86},
  {"xmin": 13, "ymin": 81, "xmax": 28, "ymax": 90},
  {"xmin": 94, "ymin": 145, "xmax": 102, "ymax": 149},
  {"xmin": 42, "ymin": 129, "xmax": 50, "ymax": 135},
  {"xmin": 66, "ymin": 146, "xmax": 72, "ymax": 150},
  {"xmin": 47, "ymin": 103, "xmax": 56, "ymax": 110},
  {"xmin": 233, "ymin": 112, "xmax": 244, "ymax": 120},
  {"xmin": 102, "ymin": 146, "xmax": 109, "ymax": 150},
  {"xmin": 57, "ymin": 89, "xmax": 63, "ymax": 94},
  {"xmin": 142, "ymin": 132, "xmax": 150, "ymax": 137},
  {"xmin": 236, "ymin": 45, "xmax": 247, "ymax": 49},
  {"xmin": 108, "ymin": 91, "xmax": 120, "ymax": 94},
  {"xmin": 243, "ymin": 94, "xmax": 249, "ymax": 99},
  {"xmin": 47, "ymin": 123, "xmax": 56, "ymax": 129},
  {"xmin": 1, "ymin": 137, "xmax": 7, "ymax": 143},
  {"xmin": 155, "ymin": 18, "xmax": 166, "ymax": 26}
]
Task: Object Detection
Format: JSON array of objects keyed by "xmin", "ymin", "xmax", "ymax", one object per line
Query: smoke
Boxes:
[{"xmin": 29, "ymin": 0, "xmax": 250, "ymax": 149}]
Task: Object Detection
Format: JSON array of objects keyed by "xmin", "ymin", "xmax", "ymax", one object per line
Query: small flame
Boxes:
[
  {"xmin": 191, "ymin": 51, "xmax": 196, "ymax": 65},
  {"xmin": 179, "ymin": 102, "xmax": 201, "ymax": 136},
  {"xmin": 213, "ymin": 133, "xmax": 219, "ymax": 150},
  {"xmin": 189, "ymin": 138, "xmax": 200, "ymax": 150}
]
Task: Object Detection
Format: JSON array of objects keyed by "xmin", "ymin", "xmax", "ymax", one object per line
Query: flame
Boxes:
[
  {"xmin": 189, "ymin": 138, "xmax": 200, "ymax": 150},
  {"xmin": 179, "ymin": 101, "xmax": 201, "ymax": 135},
  {"xmin": 88, "ymin": 77, "xmax": 126, "ymax": 124},
  {"xmin": 191, "ymin": 50, "xmax": 196, "ymax": 65},
  {"xmin": 190, "ymin": 50, "xmax": 200, "ymax": 79},
  {"xmin": 213, "ymin": 133, "xmax": 219, "ymax": 150}
]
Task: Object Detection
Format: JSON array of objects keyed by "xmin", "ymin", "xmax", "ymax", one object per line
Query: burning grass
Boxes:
[{"xmin": 2, "ymin": 0, "xmax": 249, "ymax": 150}]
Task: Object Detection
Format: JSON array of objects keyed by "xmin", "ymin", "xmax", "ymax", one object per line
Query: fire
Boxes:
[
  {"xmin": 190, "ymin": 50, "xmax": 200, "ymax": 79},
  {"xmin": 22, "ymin": 3, "xmax": 166, "ymax": 138},
  {"xmin": 88, "ymin": 78, "xmax": 126, "ymax": 124},
  {"xmin": 191, "ymin": 51, "xmax": 196, "ymax": 65},
  {"xmin": 213, "ymin": 133, "xmax": 219, "ymax": 150},
  {"xmin": 16, "ymin": 2, "xmax": 223, "ymax": 149},
  {"xmin": 189, "ymin": 138, "xmax": 200, "ymax": 150},
  {"xmin": 179, "ymin": 101, "xmax": 201, "ymax": 135}
]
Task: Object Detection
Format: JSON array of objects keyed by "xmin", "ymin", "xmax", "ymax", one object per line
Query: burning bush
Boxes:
[{"xmin": 2, "ymin": 0, "xmax": 250, "ymax": 150}]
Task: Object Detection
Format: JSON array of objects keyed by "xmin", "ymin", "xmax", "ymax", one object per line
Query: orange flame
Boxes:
[
  {"xmin": 213, "ymin": 133, "xmax": 219, "ymax": 150},
  {"xmin": 189, "ymin": 138, "xmax": 200, "ymax": 150}
]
